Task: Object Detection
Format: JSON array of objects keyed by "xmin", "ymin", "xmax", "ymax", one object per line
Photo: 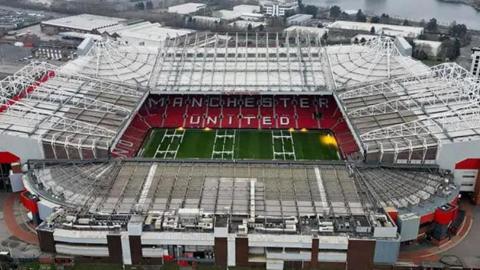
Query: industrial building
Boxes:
[
  {"xmin": 328, "ymin": 21, "xmax": 424, "ymax": 39},
  {"xmin": 167, "ymin": 3, "xmax": 207, "ymax": 15},
  {"xmin": 40, "ymin": 14, "xmax": 126, "ymax": 34},
  {"xmin": 286, "ymin": 14, "xmax": 313, "ymax": 26},
  {"xmin": 214, "ymin": 5, "xmax": 262, "ymax": 21}
]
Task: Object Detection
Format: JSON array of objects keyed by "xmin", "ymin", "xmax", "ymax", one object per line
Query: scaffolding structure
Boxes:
[
  {"xmin": 336, "ymin": 62, "xmax": 480, "ymax": 163},
  {"xmin": 25, "ymin": 160, "xmax": 456, "ymax": 228},
  {"xmin": 0, "ymin": 62, "xmax": 144, "ymax": 159}
]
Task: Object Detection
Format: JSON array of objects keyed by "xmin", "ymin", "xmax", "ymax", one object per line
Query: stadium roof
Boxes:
[
  {"xmin": 0, "ymin": 62, "xmax": 145, "ymax": 155},
  {"xmin": 337, "ymin": 62, "xmax": 480, "ymax": 161},
  {"xmin": 41, "ymin": 14, "xmax": 125, "ymax": 32},
  {"xmin": 25, "ymin": 160, "xmax": 456, "ymax": 218},
  {"xmin": 62, "ymin": 34, "xmax": 428, "ymax": 94},
  {"xmin": 167, "ymin": 3, "xmax": 207, "ymax": 15}
]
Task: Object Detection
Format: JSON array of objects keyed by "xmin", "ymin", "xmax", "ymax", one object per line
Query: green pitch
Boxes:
[{"xmin": 139, "ymin": 128, "xmax": 340, "ymax": 161}]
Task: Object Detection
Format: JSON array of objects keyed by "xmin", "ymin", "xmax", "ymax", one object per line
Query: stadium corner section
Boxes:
[{"xmin": 111, "ymin": 94, "xmax": 359, "ymax": 160}]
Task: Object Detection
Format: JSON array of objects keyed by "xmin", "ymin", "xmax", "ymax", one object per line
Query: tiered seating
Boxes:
[
  {"xmin": 318, "ymin": 97, "xmax": 337, "ymax": 128},
  {"xmin": 331, "ymin": 119, "xmax": 359, "ymax": 156},
  {"xmin": 141, "ymin": 96, "xmax": 167, "ymax": 127},
  {"xmin": 296, "ymin": 96, "xmax": 320, "ymax": 129},
  {"xmin": 259, "ymin": 96, "xmax": 277, "ymax": 129},
  {"xmin": 221, "ymin": 96, "xmax": 241, "ymax": 129},
  {"xmin": 275, "ymin": 96, "xmax": 297, "ymax": 129},
  {"xmin": 239, "ymin": 96, "xmax": 261, "ymax": 129},
  {"xmin": 185, "ymin": 96, "xmax": 208, "ymax": 128},
  {"xmin": 112, "ymin": 114, "xmax": 150, "ymax": 157},
  {"xmin": 112, "ymin": 94, "xmax": 360, "ymax": 158},
  {"xmin": 163, "ymin": 96, "xmax": 187, "ymax": 127},
  {"xmin": 205, "ymin": 97, "xmax": 223, "ymax": 128}
]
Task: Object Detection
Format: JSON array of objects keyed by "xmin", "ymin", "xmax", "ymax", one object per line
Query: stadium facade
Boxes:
[{"xmin": 0, "ymin": 32, "xmax": 478, "ymax": 268}]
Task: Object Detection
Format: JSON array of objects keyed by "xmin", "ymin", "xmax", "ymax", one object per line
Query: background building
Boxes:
[
  {"xmin": 328, "ymin": 20, "xmax": 424, "ymax": 39},
  {"xmin": 40, "ymin": 14, "xmax": 126, "ymax": 34},
  {"xmin": 286, "ymin": 14, "xmax": 313, "ymax": 26},
  {"xmin": 260, "ymin": 0, "xmax": 298, "ymax": 16},
  {"xmin": 471, "ymin": 47, "xmax": 480, "ymax": 79},
  {"xmin": 167, "ymin": 3, "xmax": 206, "ymax": 15}
]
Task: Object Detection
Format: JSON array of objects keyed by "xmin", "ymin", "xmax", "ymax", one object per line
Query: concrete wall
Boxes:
[
  {"xmin": 374, "ymin": 237, "xmax": 400, "ymax": 265},
  {"xmin": 0, "ymin": 134, "xmax": 44, "ymax": 162},
  {"xmin": 436, "ymin": 140, "xmax": 480, "ymax": 171}
]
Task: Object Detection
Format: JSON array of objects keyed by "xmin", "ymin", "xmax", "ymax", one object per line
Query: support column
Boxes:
[
  {"xmin": 129, "ymin": 236, "xmax": 142, "ymax": 265},
  {"xmin": 214, "ymin": 237, "xmax": 228, "ymax": 267},
  {"xmin": 310, "ymin": 236, "xmax": 319, "ymax": 268},
  {"xmin": 235, "ymin": 236, "xmax": 249, "ymax": 267},
  {"xmin": 107, "ymin": 234, "xmax": 123, "ymax": 264},
  {"xmin": 346, "ymin": 239, "xmax": 376, "ymax": 270},
  {"xmin": 214, "ymin": 216, "xmax": 229, "ymax": 267},
  {"xmin": 37, "ymin": 227, "xmax": 55, "ymax": 253},
  {"xmin": 127, "ymin": 216, "xmax": 143, "ymax": 265}
]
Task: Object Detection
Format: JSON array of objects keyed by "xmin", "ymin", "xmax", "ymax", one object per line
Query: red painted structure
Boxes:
[
  {"xmin": 20, "ymin": 190, "xmax": 39, "ymax": 214},
  {"xmin": 112, "ymin": 95, "xmax": 359, "ymax": 158},
  {"xmin": 0, "ymin": 152, "xmax": 20, "ymax": 164},
  {"xmin": 434, "ymin": 204, "xmax": 458, "ymax": 225}
]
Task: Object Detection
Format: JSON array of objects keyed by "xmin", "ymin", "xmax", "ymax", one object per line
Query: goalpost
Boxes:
[
  {"xmin": 154, "ymin": 128, "xmax": 185, "ymax": 159},
  {"xmin": 272, "ymin": 130, "xmax": 296, "ymax": 160},
  {"xmin": 211, "ymin": 129, "xmax": 236, "ymax": 159}
]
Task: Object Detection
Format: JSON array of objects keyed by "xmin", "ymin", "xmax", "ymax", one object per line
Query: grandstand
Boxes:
[
  {"xmin": 337, "ymin": 62, "xmax": 480, "ymax": 164},
  {"xmin": 0, "ymin": 33, "xmax": 477, "ymax": 268},
  {"xmin": 0, "ymin": 62, "xmax": 145, "ymax": 160}
]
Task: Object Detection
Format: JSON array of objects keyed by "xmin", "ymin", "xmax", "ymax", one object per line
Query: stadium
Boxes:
[{"xmin": 0, "ymin": 32, "xmax": 479, "ymax": 269}]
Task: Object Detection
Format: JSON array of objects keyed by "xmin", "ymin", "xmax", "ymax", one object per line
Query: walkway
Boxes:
[
  {"xmin": 2, "ymin": 192, "xmax": 38, "ymax": 245},
  {"xmin": 398, "ymin": 200, "xmax": 475, "ymax": 265}
]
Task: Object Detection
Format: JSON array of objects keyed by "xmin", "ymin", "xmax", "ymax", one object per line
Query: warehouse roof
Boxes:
[
  {"xmin": 168, "ymin": 3, "xmax": 206, "ymax": 15},
  {"xmin": 41, "ymin": 14, "xmax": 125, "ymax": 32}
]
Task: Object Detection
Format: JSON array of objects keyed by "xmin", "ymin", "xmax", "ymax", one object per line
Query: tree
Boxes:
[
  {"xmin": 247, "ymin": 23, "xmax": 253, "ymax": 31},
  {"xmin": 426, "ymin": 18, "xmax": 438, "ymax": 32},
  {"xmin": 298, "ymin": 0, "xmax": 305, "ymax": 10},
  {"xmin": 453, "ymin": 38, "xmax": 461, "ymax": 58},
  {"xmin": 135, "ymin": 2, "xmax": 145, "ymax": 10},
  {"xmin": 380, "ymin": 13, "xmax": 390, "ymax": 23},
  {"xmin": 304, "ymin": 5, "xmax": 318, "ymax": 17},
  {"xmin": 415, "ymin": 49, "xmax": 428, "ymax": 60},
  {"xmin": 402, "ymin": 19, "xmax": 410, "ymax": 26},
  {"xmin": 419, "ymin": 19, "xmax": 426, "ymax": 27},
  {"xmin": 370, "ymin": 16, "xmax": 380, "ymax": 23},
  {"xmin": 329, "ymin": 5, "xmax": 341, "ymax": 18},
  {"xmin": 356, "ymin": 9, "xmax": 366, "ymax": 22},
  {"xmin": 370, "ymin": 26, "xmax": 376, "ymax": 34},
  {"xmin": 146, "ymin": 1, "xmax": 153, "ymax": 9},
  {"xmin": 449, "ymin": 23, "xmax": 468, "ymax": 39}
]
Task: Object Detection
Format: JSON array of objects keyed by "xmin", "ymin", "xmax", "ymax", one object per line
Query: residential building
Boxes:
[
  {"xmin": 260, "ymin": 0, "xmax": 298, "ymax": 16},
  {"xmin": 471, "ymin": 47, "xmax": 480, "ymax": 79}
]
